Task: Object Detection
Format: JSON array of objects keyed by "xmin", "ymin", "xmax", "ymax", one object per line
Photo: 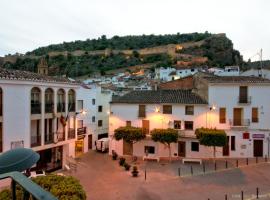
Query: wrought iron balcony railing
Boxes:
[
  {"xmin": 44, "ymin": 132, "xmax": 54, "ymax": 144},
  {"xmin": 57, "ymin": 103, "xmax": 65, "ymax": 113},
  {"xmin": 68, "ymin": 128, "xmax": 75, "ymax": 139},
  {"xmin": 68, "ymin": 103, "xmax": 76, "ymax": 112},
  {"xmin": 229, "ymin": 119, "xmax": 250, "ymax": 127},
  {"xmin": 77, "ymin": 127, "xmax": 87, "ymax": 135},
  {"xmin": 31, "ymin": 102, "xmax": 41, "ymax": 114},
  {"xmin": 238, "ymin": 96, "xmax": 251, "ymax": 104},
  {"xmin": 31, "ymin": 135, "xmax": 41, "ymax": 147},
  {"xmin": 45, "ymin": 103, "xmax": 54, "ymax": 113}
]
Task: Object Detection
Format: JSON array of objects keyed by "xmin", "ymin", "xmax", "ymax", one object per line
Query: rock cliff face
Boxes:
[{"xmin": 1, "ymin": 33, "xmax": 243, "ymax": 77}]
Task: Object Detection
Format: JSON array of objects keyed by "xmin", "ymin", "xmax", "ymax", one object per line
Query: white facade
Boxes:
[
  {"xmin": 241, "ymin": 68, "xmax": 270, "ymax": 80},
  {"xmin": 76, "ymin": 84, "xmax": 112, "ymax": 154},
  {"xmin": 212, "ymin": 66, "xmax": 240, "ymax": 76},
  {"xmin": 156, "ymin": 67, "xmax": 200, "ymax": 82},
  {"xmin": 109, "ymin": 78, "xmax": 270, "ymax": 159},
  {"xmin": 0, "ymin": 78, "xmax": 79, "ymax": 171}
]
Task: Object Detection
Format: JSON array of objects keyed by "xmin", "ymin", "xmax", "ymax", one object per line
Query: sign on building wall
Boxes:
[
  {"xmin": 11, "ymin": 140, "xmax": 24, "ymax": 149},
  {"xmin": 252, "ymin": 134, "xmax": 265, "ymax": 139}
]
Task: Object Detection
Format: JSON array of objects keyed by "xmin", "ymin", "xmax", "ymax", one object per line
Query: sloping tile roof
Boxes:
[
  {"xmin": 0, "ymin": 68, "xmax": 78, "ymax": 84},
  {"xmin": 202, "ymin": 76, "xmax": 270, "ymax": 83},
  {"xmin": 159, "ymin": 76, "xmax": 194, "ymax": 90},
  {"xmin": 111, "ymin": 89, "xmax": 207, "ymax": 104}
]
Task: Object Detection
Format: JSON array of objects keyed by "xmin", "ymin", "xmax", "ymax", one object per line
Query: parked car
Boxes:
[{"xmin": 95, "ymin": 138, "xmax": 109, "ymax": 152}]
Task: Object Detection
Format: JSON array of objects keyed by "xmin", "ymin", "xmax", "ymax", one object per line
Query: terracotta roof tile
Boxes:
[{"xmin": 111, "ymin": 89, "xmax": 207, "ymax": 104}]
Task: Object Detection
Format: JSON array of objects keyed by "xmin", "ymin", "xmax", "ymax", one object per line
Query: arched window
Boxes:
[
  {"xmin": 31, "ymin": 87, "xmax": 41, "ymax": 114},
  {"xmin": 45, "ymin": 88, "xmax": 54, "ymax": 113},
  {"xmin": 57, "ymin": 89, "xmax": 65, "ymax": 112},
  {"xmin": 68, "ymin": 89, "xmax": 76, "ymax": 112}
]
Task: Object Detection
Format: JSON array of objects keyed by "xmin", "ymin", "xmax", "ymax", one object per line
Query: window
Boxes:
[
  {"xmin": 77, "ymin": 120, "xmax": 83, "ymax": 128},
  {"xmin": 92, "ymin": 116, "xmax": 96, "ymax": 123},
  {"xmin": 252, "ymin": 107, "xmax": 258, "ymax": 123},
  {"xmin": 138, "ymin": 105, "xmax": 146, "ymax": 118},
  {"xmin": 144, "ymin": 146, "xmax": 155, "ymax": 154},
  {"xmin": 163, "ymin": 105, "xmax": 172, "ymax": 114},
  {"xmin": 184, "ymin": 121, "xmax": 193, "ymax": 130},
  {"xmin": 185, "ymin": 105, "xmax": 194, "ymax": 115},
  {"xmin": 98, "ymin": 106, "xmax": 103, "ymax": 112},
  {"xmin": 219, "ymin": 108, "xmax": 226, "ymax": 123},
  {"xmin": 77, "ymin": 100, "xmax": 83, "ymax": 111},
  {"xmin": 92, "ymin": 99, "xmax": 95, "ymax": 105},
  {"xmin": 239, "ymin": 86, "xmax": 248, "ymax": 103},
  {"xmin": 174, "ymin": 120, "xmax": 181, "ymax": 129},
  {"xmin": 98, "ymin": 120, "xmax": 103, "ymax": 127},
  {"xmin": 126, "ymin": 121, "xmax": 131, "ymax": 127},
  {"xmin": 231, "ymin": 136, "xmax": 236, "ymax": 151},
  {"xmin": 191, "ymin": 142, "xmax": 199, "ymax": 152}
]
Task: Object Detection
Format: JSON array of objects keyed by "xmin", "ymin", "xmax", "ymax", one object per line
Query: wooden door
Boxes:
[
  {"xmin": 88, "ymin": 135, "xmax": 92, "ymax": 150},
  {"xmin": 239, "ymin": 86, "xmax": 248, "ymax": 103},
  {"xmin": 178, "ymin": 141, "xmax": 186, "ymax": 157},
  {"xmin": 253, "ymin": 140, "xmax": 263, "ymax": 157},
  {"xmin": 233, "ymin": 108, "xmax": 242, "ymax": 126},
  {"xmin": 223, "ymin": 136, "xmax": 230, "ymax": 156},
  {"xmin": 142, "ymin": 120, "xmax": 150, "ymax": 134},
  {"xmin": 123, "ymin": 141, "xmax": 133, "ymax": 155}
]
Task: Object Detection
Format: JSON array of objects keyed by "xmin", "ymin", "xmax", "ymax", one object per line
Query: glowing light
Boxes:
[
  {"xmin": 107, "ymin": 111, "xmax": 110, "ymax": 115},
  {"xmin": 154, "ymin": 107, "xmax": 160, "ymax": 113},
  {"xmin": 81, "ymin": 110, "xmax": 87, "ymax": 115}
]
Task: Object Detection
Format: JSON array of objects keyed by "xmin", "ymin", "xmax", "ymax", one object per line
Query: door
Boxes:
[
  {"xmin": 253, "ymin": 140, "xmax": 263, "ymax": 157},
  {"xmin": 75, "ymin": 140, "xmax": 84, "ymax": 157},
  {"xmin": 178, "ymin": 141, "xmax": 186, "ymax": 157},
  {"xmin": 223, "ymin": 136, "xmax": 230, "ymax": 156},
  {"xmin": 88, "ymin": 135, "xmax": 92, "ymax": 150},
  {"xmin": 239, "ymin": 86, "xmax": 248, "ymax": 103},
  {"xmin": 233, "ymin": 108, "xmax": 242, "ymax": 126},
  {"xmin": 142, "ymin": 120, "xmax": 150, "ymax": 134},
  {"xmin": 123, "ymin": 141, "xmax": 133, "ymax": 155}
]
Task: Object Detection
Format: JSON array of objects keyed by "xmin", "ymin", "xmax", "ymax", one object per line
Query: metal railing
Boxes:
[
  {"xmin": 31, "ymin": 135, "xmax": 41, "ymax": 147},
  {"xmin": 68, "ymin": 103, "xmax": 76, "ymax": 112},
  {"xmin": 57, "ymin": 131, "xmax": 65, "ymax": 142},
  {"xmin": 229, "ymin": 119, "xmax": 250, "ymax": 127},
  {"xmin": 31, "ymin": 102, "xmax": 41, "ymax": 114},
  {"xmin": 77, "ymin": 127, "xmax": 87, "ymax": 135},
  {"xmin": 0, "ymin": 171, "xmax": 57, "ymax": 200},
  {"xmin": 57, "ymin": 102, "xmax": 65, "ymax": 113},
  {"xmin": 68, "ymin": 128, "xmax": 75, "ymax": 139},
  {"xmin": 44, "ymin": 133, "xmax": 54, "ymax": 144},
  {"xmin": 45, "ymin": 103, "xmax": 54, "ymax": 113},
  {"xmin": 238, "ymin": 96, "xmax": 251, "ymax": 104}
]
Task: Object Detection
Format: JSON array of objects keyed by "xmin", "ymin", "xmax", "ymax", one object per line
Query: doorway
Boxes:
[
  {"xmin": 88, "ymin": 135, "xmax": 92, "ymax": 150},
  {"xmin": 123, "ymin": 141, "xmax": 133, "ymax": 155},
  {"xmin": 233, "ymin": 108, "xmax": 242, "ymax": 126},
  {"xmin": 142, "ymin": 120, "xmax": 150, "ymax": 134},
  {"xmin": 223, "ymin": 136, "xmax": 230, "ymax": 156},
  {"xmin": 75, "ymin": 140, "xmax": 84, "ymax": 157},
  {"xmin": 178, "ymin": 141, "xmax": 186, "ymax": 157},
  {"xmin": 253, "ymin": 140, "xmax": 263, "ymax": 157}
]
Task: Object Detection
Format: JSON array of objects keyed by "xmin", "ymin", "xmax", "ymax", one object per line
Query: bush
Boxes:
[
  {"xmin": 114, "ymin": 126, "xmax": 145, "ymax": 144},
  {"xmin": 0, "ymin": 175, "xmax": 86, "ymax": 200},
  {"xmin": 119, "ymin": 157, "xmax": 126, "ymax": 166},
  {"xmin": 112, "ymin": 151, "xmax": 118, "ymax": 160},
  {"xmin": 123, "ymin": 163, "xmax": 131, "ymax": 171},
  {"xmin": 131, "ymin": 165, "xmax": 139, "ymax": 177}
]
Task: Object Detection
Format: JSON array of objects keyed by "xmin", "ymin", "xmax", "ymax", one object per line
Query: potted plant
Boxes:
[
  {"xmin": 131, "ymin": 165, "xmax": 139, "ymax": 177},
  {"xmin": 119, "ymin": 157, "xmax": 126, "ymax": 166},
  {"xmin": 112, "ymin": 151, "xmax": 118, "ymax": 160},
  {"xmin": 123, "ymin": 163, "xmax": 131, "ymax": 171}
]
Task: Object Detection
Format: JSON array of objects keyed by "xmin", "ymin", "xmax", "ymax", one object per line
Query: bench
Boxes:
[
  {"xmin": 182, "ymin": 158, "xmax": 202, "ymax": 165},
  {"xmin": 143, "ymin": 154, "xmax": 160, "ymax": 162}
]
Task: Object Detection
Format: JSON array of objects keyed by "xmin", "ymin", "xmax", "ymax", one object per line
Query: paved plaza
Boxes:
[{"xmin": 61, "ymin": 151, "xmax": 270, "ymax": 200}]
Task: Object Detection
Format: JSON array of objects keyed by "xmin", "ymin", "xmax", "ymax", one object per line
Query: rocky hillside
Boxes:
[{"xmin": 2, "ymin": 32, "xmax": 243, "ymax": 78}]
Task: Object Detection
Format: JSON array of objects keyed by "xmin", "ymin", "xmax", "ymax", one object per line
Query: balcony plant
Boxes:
[
  {"xmin": 123, "ymin": 162, "xmax": 131, "ymax": 171},
  {"xmin": 151, "ymin": 128, "xmax": 178, "ymax": 162},
  {"xmin": 195, "ymin": 128, "xmax": 227, "ymax": 158},
  {"xmin": 131, "ymin": 165, "xmax": 139, "ymax": 177},
  {"xmin": 119, "ymin": 157, "xmax": 126, "ymax": 166},
  {"xmin": 112, "ymin": 151, "xmax": 118, "ymax": 160}
]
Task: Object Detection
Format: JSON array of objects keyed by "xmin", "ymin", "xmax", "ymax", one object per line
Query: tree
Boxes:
[
  {"xmin": 114, "ymin": 126, "xmax": 146, "ymax": 155},
  {"xmin": 195, "ymin": 128, "xmax": 227, "ymax": 158},
  {"xmin": 151, "ymin": 128, "xmax": 178, "ymax": 162},
  {"xmin": 0, "ymin": 175, "xmax": 86, "ymax": 200}
]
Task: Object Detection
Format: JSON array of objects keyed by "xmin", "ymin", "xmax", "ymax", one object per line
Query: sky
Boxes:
[{"xmin": 0, "ymin": 0, "xmax": 269, "ymax": 61}]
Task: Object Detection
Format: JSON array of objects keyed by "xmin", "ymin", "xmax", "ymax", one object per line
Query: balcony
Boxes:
[
  {"xmin": 68, "ymin": 128, "xmax": 75, "ymax": 139},
  {"xmin": 57, "ymin": 103, "xmax": 65, "ymax": 113},
  {"xmin": 56, "ymin": 131, "xmax": 65, "ymax": 142},
  {"xmin": 177, "ymin": 130, "xmax": 196, "ymax": 138},
  {"xmin": 138, "ymin": 112, "xmax": 146, "ymax": 118},
  {"xmin": 238, "ymin": 96, "xmax": 251, "ymax": 104},
  {"xmin": 45, "ymin": 103, "xmax": 54, "ymax": 113},
  {"xmin": 31, "ymin": 135, "xmax": 41, "ymax": 147},
  {"xmin": 31, "ymin": 102, "xmax": 41, "ymax": 114},
  {"xmin": 229, "ymin": 119, "xmax": 250, "ymax": 127},
  {"xmin": 77, "ymin": 127, "xmax": 87, "ymax": 136},
  {"xmin": 68, "ymin": 103, "xmax": 76, "ymax": 112},
  {"xmin": 45, "ymin": 133, "xmax": 54, "ymax": 144}
]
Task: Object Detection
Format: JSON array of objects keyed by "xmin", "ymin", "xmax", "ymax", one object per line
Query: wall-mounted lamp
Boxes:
[
  {"xmin": 209, "ymin": 105, "xmax": 216, "ymax": 111},
  {"xmin": 76, "ymin": 110, "xmax": 87, "ymax": 116},
  {"xmin": 154, "ymin": 107, "xmax": 160, "ymax": 113}
]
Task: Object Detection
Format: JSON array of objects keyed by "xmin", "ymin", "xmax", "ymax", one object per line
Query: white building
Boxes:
[
  {"xmin": 0, "ymin": 68, "xmax": 79, "ymax": 171},
  {"xmin": 241, "ymin": 68, "xmax": 270, "ymax": 80},
  {"xmin": 156, "ymin": 67, "xmax": 201, "ymax": 82},
  {"xmin": 76, "ymin": 83, "xmax": 112, "ymax": 155},
  {"xmin": 210, "ymin": 66, "xmax": 240, "ymax": 76},
  {"xmin": 109, "ymin": 75, "xmax": 270, "ymax": 159}
]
